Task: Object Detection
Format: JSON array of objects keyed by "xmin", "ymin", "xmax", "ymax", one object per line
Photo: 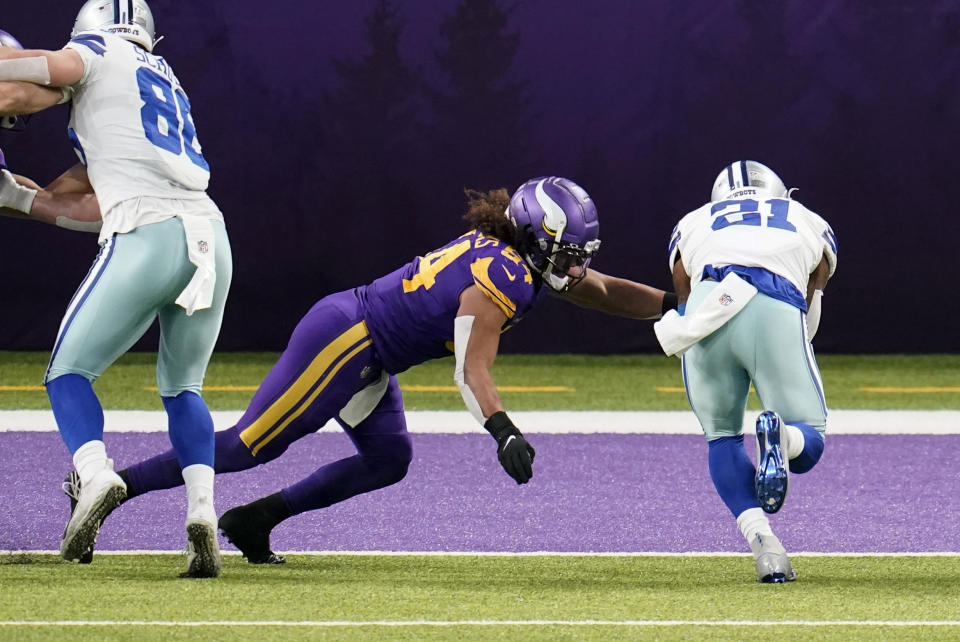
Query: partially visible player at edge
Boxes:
[
  {"xmin": 40, "ymin": 176, "xmax": 675, "ymax": 564},
  {"xmin": 658, "ymin": 160, "xmax": 836, "ymax": 583},
  {"xmin": 0, "ymin": 30, "xmax": 101, "ymax": 231},
  {"xmin": 0, "ymin": 1, "xmax": 230, "ymax": 578}
]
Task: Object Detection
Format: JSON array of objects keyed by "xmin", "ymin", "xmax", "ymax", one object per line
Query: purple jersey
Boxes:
[{"xmin": 358, "ymin": 230, "xmax": 544, "ymax": 374}]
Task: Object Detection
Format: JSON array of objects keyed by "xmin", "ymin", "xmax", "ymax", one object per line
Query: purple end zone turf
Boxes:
[{"xmin": 1, "ymin": 432, "xmax": 958, "ymax": 553}]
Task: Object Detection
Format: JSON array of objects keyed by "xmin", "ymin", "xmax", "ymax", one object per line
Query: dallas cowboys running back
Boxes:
[
  {"xmin": 656, "ymin": 160, "xmax": 837, "ymax": 583},
  {"xmin": 65, "ymin": 176, "xmax": 674, "ymax": 565},
  {"xmin": 0, "ymin": 1, "xmax": 230, "ymax": 577}
]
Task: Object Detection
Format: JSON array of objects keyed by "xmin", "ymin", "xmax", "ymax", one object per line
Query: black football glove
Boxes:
[{"xmin": 484, "ymin": 411, "xmax": 536, "ymax": 484}]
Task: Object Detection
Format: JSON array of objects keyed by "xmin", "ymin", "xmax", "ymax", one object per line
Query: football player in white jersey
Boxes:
[
  {"xmin": 0, "ymin": 2, "xmax": 230, "ymax": 578},
  {"xmin": 656, "ymin": 160, "xmax": 837, "ymax": 583}
]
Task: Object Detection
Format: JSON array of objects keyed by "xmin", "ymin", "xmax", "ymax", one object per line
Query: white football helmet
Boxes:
[
  {"xmin": 71, "ymin": 0, "xmax": 158, "ymax": 52},
  {"xmin": 711, "ymin": 160, "xmax": 788, "ymax": 202}
]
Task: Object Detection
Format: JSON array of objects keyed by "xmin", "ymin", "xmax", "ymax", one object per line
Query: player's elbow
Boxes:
[{"xmin": 45, "ymin": 51, "xmax": 84, "ymax": 87}]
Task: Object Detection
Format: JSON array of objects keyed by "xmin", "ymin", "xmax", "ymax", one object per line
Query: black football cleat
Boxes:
[{"xmin": 218, "ymin": 504, "xmax": 286, "ymax": 565}]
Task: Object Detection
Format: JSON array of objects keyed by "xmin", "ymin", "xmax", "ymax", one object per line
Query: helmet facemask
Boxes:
[
  {"xmin": 1, "ymin": 114, "xmax": 30, "ymax": 132},
  {"xmin": 522, "ymin": 227, "xmax": 601, "ymax": 292}
]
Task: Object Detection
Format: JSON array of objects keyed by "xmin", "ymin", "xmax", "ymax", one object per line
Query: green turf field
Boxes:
[
  {"xmin": 1, "ymin": 352, "xmax": 959, "ymax": 410},
  {"xmin": 2, "ymin": 352, "xmax": 959, "ymax": 639},
  {"xmin": 0, "ymin": 553, "xmax": 958, "ymax": 640}
]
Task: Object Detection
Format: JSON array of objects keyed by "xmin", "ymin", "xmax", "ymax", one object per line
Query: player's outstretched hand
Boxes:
[{"xmin": 484, "ymin": 411, "xmax": 536, "ymax": 484}]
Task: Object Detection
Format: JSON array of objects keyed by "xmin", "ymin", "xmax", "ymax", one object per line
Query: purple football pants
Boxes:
[{"xmin": 124, "ymin": 290, "xmax": 412, "ymax": 515}]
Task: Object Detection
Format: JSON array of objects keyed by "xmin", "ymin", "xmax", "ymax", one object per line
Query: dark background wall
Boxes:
[{"xmin": 1, "ymin": 0, "xmax": 957, "ymax": 354}]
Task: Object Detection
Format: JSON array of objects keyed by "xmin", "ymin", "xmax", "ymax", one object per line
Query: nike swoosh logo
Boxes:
[
  {"xmin": 501, "ymin": 265, "xmax": 517, "ymax": 281},
  {"xmin": 502, "ymin": 435, "xmax": 517, "ymax": 449}
]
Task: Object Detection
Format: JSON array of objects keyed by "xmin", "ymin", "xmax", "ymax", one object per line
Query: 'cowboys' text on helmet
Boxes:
[
  {"xmin": 711, "ymin": 161, "xmax": 787, "ymax": 202},
  {"xmin": 506, "ymin": 176, "xmax": 601, "ymax": 292},
  {"xmin": 72, "ymin": 0, "xmax": 157, "ymax": 53}
]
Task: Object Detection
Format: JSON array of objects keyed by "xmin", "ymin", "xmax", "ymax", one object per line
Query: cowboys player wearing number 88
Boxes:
[
  {"xmin": 0, "ymin": 1, "xmax": 229, "ymax": 578},
  {"xmin": 86, "ymin": 176, "xmax": 676, "ymax": 565}
]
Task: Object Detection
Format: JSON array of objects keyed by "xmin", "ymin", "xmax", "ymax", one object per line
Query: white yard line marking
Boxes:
[
  {"xmin": 1, "ymin": 619, "xmax": 959, "ymax": 627},
  {"xmin": 2, "ymin": 410, "xmax": 960, "ymax": 434}
]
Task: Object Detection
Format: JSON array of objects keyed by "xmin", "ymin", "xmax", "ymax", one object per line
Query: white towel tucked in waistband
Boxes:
[
  {"xmin": 654, "ymin": 272, "xmax": 758, "ymax": 357},
  {"xmin": 175, "ymin": 215, "xmax": 217, "ymax": 316}
]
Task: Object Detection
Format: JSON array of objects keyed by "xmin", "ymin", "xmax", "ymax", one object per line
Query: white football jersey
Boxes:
[
  {"xmin": 65, "ymin": 31, "xmax": 214, "ymax": 218},
  {"xmin": 668, "ymin": 193, "xmax": 837, "ymax": 300}
]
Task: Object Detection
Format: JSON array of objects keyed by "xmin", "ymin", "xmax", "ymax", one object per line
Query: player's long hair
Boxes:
[{"xmin": 462, "ymin": 188, "xmax": 525, "ymax": 249}]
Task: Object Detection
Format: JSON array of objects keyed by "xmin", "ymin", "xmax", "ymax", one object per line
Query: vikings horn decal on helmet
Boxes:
[
  {"xmin": 711, "ymin": 160, "xmax": 788, "ymax": 202},
  {"xmin": 72, "ymin": 0, "xmax": 157, "ymax": 52},
  {"xmin": 0, "ymin": 29, "xmax": 27, "ymax": 130},
  {"xmin": 506, "ymin": 176, "xmax": 601, "ymax": 292}
]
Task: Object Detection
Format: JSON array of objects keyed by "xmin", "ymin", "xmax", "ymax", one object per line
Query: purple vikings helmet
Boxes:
[
  {"xmin": 507, "ymin": 176, "xmax": 601, "ymax": 292},
  {"xmin": 0, "ymin": 29, "xmax": 26, "ymax": 130}
]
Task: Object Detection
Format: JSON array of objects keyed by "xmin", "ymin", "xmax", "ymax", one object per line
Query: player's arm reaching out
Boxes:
[
  {"xmin": 0, "ymin": 160, "xmax": 102, "ymax": 232},
  {"xmin": 560, "ymin": 269, "xmax": 675, "ymax": 319},
  {"xmin": 454, "ymin": 285, "xmax": 536, "ymax": 485},
  {"xmin": 0, "ymin": 47, "xmax": 84, "ymax": 89},
  {"xmin": 0, "ymin": 80, "xmax": 67, "ymax": 116}
]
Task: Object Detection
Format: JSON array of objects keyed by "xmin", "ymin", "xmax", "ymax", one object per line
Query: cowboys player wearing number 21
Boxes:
[
  {"xmin": 654, "ymin": 161, "xmax": 837, "ymax": 583},
  {"xmin": 0, "ymin": 1, "xmax": 231, "ymax": 578}
]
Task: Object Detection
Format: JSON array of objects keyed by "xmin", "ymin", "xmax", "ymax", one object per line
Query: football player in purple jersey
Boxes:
[{"xmin": 47, "ymin": 175, "xmax": 674, "ymax": 565}]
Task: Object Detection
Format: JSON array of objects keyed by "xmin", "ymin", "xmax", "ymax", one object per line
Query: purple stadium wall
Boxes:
[{"xmin": 1, "ymin": 0, "xmax": 957, "ymax": 353}]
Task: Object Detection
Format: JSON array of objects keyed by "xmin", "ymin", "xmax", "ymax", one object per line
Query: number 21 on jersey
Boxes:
[{"xmin": 711, "ymin": 199, "xmax": 796, "ymax": 232}]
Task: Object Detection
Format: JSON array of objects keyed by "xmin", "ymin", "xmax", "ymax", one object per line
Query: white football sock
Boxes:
[
  {"xmin": 783, "ymin": 423, "xmax": 805, "ymax": 460},
  {"xmin": 182, "ymin": 463, "xmax": 215, "ymax": 523},
  {"xmin": 737, "ymin": 507, "xmax": 774, "ymax": 544},
  {"xmin": 73, "ymin": 440, "xmax": 108, "ymax": 485}
]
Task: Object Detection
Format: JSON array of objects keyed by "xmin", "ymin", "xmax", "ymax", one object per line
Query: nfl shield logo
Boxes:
[
  {"xmin": 718, "ymin": 293, "xmax": 733, "ymax": 306},
  {"xmin": 197, "ymin": 240, "xmax": 209, "ymax": 254}
]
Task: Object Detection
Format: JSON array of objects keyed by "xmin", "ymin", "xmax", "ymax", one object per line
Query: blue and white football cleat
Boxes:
[
  {"xmin": 755, "ymin": 410, "xmax": 789, "ymax": 514},
  {"xmin": 750, "ymin": 533, "xmax": 796, "ymax": 583}
]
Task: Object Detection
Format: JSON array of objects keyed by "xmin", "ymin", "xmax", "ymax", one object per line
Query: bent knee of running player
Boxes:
[{"xmin": 236, "ymin": 325, "xmax": 377, "ymax": 461}]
